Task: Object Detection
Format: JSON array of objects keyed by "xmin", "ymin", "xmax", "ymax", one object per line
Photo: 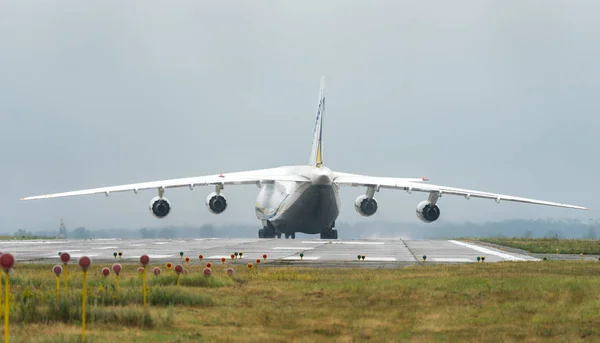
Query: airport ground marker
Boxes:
[
  {"xmin": 53, "ymin": 265, "xmax": 63, "ymax": 299},
  {"xmin": 175, "ymin": 264, "xmax": 183, "ymax": 286},
  {"xmin": 140, "ymin": 255, "xmax": 149, "ymax": 307},
  {"xmin": 112, "ymin": 263, "xmax": 122, "ymax": 292},
  {"xmin": 60, "ymin": 252, "xmax": 70, "ymax": 296},
  {"xmin": 1, "ymin": 253, "xmax": 14, "ymax": 343},
  {"xmin": 78, "ymin": 256, "xmax": 92, "ymax": 342}
]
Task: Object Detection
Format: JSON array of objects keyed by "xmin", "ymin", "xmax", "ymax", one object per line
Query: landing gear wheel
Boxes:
[
  {"xmin": 276, "ymin": 233, "xmax": 281, "ymax": 239},
  {"xmin": 258, "ymin": 228, "xmax": 266, "ymax": 238},
  {"xmin": 320, "ymin": 229, "xmax": 338, "ymax": 240},
  {"xmin": 291, "ymin": 233, "xmax": 296, "ymax": 239},
  {"xmin": 285, "ymin": 233, "xmax": 290, "ymax": 239}
]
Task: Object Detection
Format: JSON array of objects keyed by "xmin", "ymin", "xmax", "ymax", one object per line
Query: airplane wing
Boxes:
[
  {"xmin": 333, "ymin": 173, "xmax": 588, "ymax": 210},
  {"xmin": 21, "ymin": 169, "xmax": 309, "ymax": 200}
]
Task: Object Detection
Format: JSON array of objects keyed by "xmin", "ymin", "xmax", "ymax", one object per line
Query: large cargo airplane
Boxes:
[{"xmin": 21, "ymin": 77, "xmax": 588, "ymax": 239}]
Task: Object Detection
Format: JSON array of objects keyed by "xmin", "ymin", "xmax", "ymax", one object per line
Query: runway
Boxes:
[{"xmin": 0, "ymin": 238, "xmax": 538, "ymax": 267}]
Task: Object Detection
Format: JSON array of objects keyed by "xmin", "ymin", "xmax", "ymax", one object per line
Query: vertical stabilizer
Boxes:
[{"xmin": 309, "ymin": 76, "xmax": 325, "ymax": 167}]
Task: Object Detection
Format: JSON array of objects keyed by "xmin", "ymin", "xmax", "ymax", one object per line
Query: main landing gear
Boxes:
[
  {"xmin": 258, "ymin": 227, "xmax": 280, "ymax": 239},
  {"xmin": 258, "ymin": 227, "xmax": 296, "ymax": 239},
  {"xmin": 320, "ymin": 227, "xmax": 338, "ymax": 239}
]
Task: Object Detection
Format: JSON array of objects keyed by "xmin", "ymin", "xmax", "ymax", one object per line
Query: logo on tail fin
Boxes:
[{"xmin": 309, "ymin": 77, "xmax": 326, "ymax": 167}]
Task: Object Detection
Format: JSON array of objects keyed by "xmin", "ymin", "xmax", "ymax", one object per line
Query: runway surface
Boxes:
[{"xmin": 0, "ymin": 238, "xmax": 539, "ymax": 267}]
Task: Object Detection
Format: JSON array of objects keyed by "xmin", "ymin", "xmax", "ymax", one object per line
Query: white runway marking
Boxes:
[
  {"xmin": 282, "ymin": 256, "xmax": 321, "ymax": 260},
  {"xmin": 362, "ymin": 257, "xmax": 397, "ymax": 261},
  {"xmin": 448, "ymin": 240, "xmax": 534, "ymax": 261},
  {"xmin": 300, "ymin": 241, "xmax": 385, "ymax": 245},
  {"xmin": 153, "ymin": 242, "xmax": 170, "ymax": 245},
  {"xmin": 93, "ymin": 246, "xmax": 118, "ymax": 250},
  {"xmin": 127, "ymin": 254, "xmax": 174, "ymax": 259},
  {"xmin": 332, "ymin": 241, "xmax": 385, "ymax": 245},
  {"xmin": 432, "ymin": 258, "xmax": 473, "ymax": 262},
  {"xmin": 69, "ymin": 253, "xmax": 100, "ymax": 258},
  {"xmin": 130, "ymin": 244, "xmax": 146, "ymax": 247},
  {"xmin": 272, "ymin": 247, "xmax": 314, "ymax": 250},
  {"xmin": 206, "ymin": 256, "xmax": 234, "ymax": 259}
]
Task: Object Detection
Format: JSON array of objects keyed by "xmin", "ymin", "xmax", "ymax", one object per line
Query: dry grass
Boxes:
[
  {"xmin": 476, "ymin": 237, "xmax": 600, "ymax": 254},
  {"xmin": 0, "ymin": 260, "xmax": 599, "ymax": 342}
]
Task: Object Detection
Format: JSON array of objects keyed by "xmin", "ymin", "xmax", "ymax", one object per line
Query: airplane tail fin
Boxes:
[{"xmin": 309, "ymin": 76, "xmax": 325, "ymax": 167}]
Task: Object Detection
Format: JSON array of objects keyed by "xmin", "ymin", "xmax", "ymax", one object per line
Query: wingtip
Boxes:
[{"xmin": 421, "ymin": 176, "xmax": 429, "ymax": 181}]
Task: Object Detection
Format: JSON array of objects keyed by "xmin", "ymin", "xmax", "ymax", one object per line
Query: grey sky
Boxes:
[{"xmin": 1, "ymin": 1, "xmax": 598, "ymax": 232}]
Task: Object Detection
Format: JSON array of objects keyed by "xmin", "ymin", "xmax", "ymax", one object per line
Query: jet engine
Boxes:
[
  {"xmin": 354, "ymin": 195, "xmax": 378, "ymax": 217},
  {"xmin": 149, "ymin": 196, "xmax": 171, "ymax": 218},
  {"xmin": 416, "ymin": 200, "xmax": 440, "ymax": 223},
  {"xmin": 206, "ymin": 192, "xmax": 227, "ymax": 214}
]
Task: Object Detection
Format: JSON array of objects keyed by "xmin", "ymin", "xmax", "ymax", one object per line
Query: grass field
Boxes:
[
  {"xmin": 474, "ymin": 238, "xmax": 600, "ymax": 255},
  {"xmin": 0, "ymin": 235, "xmax": 57, "ymax": 240},
  {"xmin": 0, "ymin": 260, "xmax": 598, "ymax": 342}
]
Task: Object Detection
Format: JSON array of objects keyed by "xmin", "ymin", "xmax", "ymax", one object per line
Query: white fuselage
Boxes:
[{"xmin": 254, "ymin": 166, "xmax": 341, "ymax": 235}]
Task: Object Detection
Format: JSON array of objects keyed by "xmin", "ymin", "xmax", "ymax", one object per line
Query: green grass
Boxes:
[
  {"xmin": 0, "ymin": 235, "xmax": 57, "ymax": 240},
  {"xmin": 474, "ymin": 237, "xmax": 600, "ymax": 254},
  {"xmin": 0, "ymin": 261, "xmax": 599, "ymax": 342}
]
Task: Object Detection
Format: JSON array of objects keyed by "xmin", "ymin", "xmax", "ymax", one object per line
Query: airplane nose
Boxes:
[{"xmin": 310, "ymin": 169, "xmax": 332, "ymax": 185}]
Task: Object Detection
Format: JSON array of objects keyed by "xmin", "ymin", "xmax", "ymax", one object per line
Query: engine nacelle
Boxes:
[
  {"xmin": 354, "ymin": 195, "xmax": 378, "ymax": 217},
  {"xmin": 416, "ymin": 200, "xmax": 440, "ymax": 223},
  {"xmin": 206, "ymin": 192, "xmax": 227, "ymax": 214},
  {"xmin": 149, "ymin": 196, "xmax": 171, "ymax": 218}
]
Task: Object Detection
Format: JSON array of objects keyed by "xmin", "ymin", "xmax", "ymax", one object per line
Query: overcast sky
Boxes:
[{"xmin": 1, "ymin": 1, "xmax": 598, "ymax": 233}]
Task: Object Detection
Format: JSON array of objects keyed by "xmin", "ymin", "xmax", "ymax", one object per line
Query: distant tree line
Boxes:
[{"xmin": 12, "ymin": 218, "xmax": 600, "ymax": 240}]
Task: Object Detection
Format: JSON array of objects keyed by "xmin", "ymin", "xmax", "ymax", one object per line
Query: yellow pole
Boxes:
[
  {"xmin": 64, "ymin": 264, "xmax": 69, "ymax": 296},
  {"xmin": 142, "ymin": 267, "xmax": 147, "ymax": 307},
  {"xmin": 4, "ymin": 271, "xmax": 9, "ymax": 343},
  {"xmin": 82, "ymin": 271, "xmax": 87, "ymax": 342},
  {"xmin": 56, "ymin": 276, "xmax": 60, "ymax": 299}
]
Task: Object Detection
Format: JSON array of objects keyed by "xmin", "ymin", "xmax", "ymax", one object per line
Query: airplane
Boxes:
[{"xmin": 21, "ymin": 77, "xmax": 588, "ymax": 239}]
